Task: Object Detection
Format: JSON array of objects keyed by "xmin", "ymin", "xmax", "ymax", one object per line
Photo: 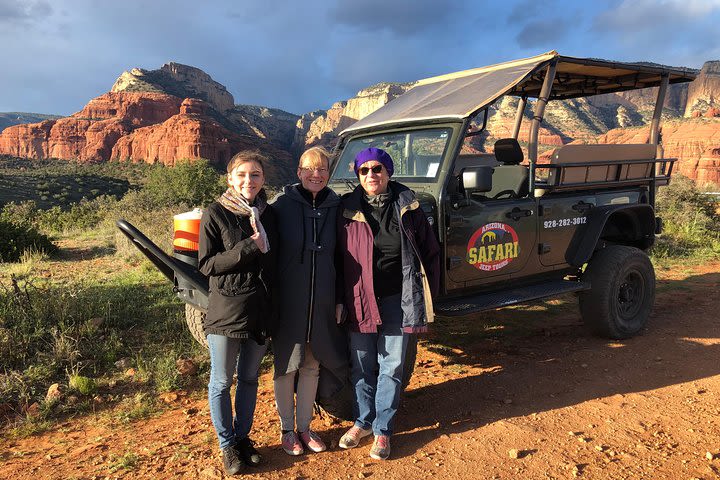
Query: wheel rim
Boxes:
[{"xmin": 615, "ymin": 269, "xmax": 645, "ymax": 324}]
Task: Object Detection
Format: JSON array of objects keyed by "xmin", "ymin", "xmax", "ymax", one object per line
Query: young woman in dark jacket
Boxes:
[
  {"xmin": 270, "ymin": 146, "xmax": 348, "ymax": 456},
  {"xmin": 337, "ymin": 147, "xmax": 440, "ymax": 461},
  {"xmin": 198, "ymin": 150, "xmax": 278, "ymax": 476}
]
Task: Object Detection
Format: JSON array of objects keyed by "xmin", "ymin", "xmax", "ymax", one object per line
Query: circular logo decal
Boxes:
[{"xmin": 466, "ymin": 222, "xmax": 520, "ymax": 271}]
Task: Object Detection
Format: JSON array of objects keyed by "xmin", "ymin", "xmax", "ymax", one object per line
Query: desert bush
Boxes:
[
  {"xmin": 143, "ymin": 159, "xmax": 225, "ymax": 208},
  {"xmin": 38, "ymin": 195, "xmax": 119, "ymax": 233},
  {"xmin": 1, "ymin": 201, "xmax": 39, "ymax": 226},
  {"xmin": 654, "ymin": 175, "xmax": 720, "ymax": 258},
  {"xmin": 0, "ymin": 218, "xmax": 57, "ymax": 262}
]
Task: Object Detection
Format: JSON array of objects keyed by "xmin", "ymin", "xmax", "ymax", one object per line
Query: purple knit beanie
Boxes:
[{"xmin": 353, "ymin": 147, "xmax": 394, "ymax": 177}]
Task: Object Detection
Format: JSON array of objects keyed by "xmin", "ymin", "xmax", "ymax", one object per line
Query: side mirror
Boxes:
[{"xmin": 461, "ymin": 166, "xmax": 493, "ymax": 194}]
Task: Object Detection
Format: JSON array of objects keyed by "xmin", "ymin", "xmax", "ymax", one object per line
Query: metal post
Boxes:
[
  {"xmin": 649, "ymin": 73, "xmax": 669, "ymax": 209},
  {"xmin": 529, "ymin": 61, "xmax": 557, "ymax": 195},
  {"xmin": 650, "ymin": 73, "xmax": 669, "ymax": 145},
  {"xmin": 512, "ymin": 97, "xmax": 527, "ymax": 139}
]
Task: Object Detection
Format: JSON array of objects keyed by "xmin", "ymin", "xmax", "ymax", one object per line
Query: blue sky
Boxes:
[{"xmin": 1, "ymin": 0, "xmax": 719, "ymax": 116}]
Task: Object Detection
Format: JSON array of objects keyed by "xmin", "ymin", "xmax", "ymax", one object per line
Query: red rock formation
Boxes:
[
  {"xmin": 0, "ymin": 91, "xmax": 294, "ymax": 184},
  {"xmin": 588, "ymin": 118, "xmax": 720, "ymax": 185},
  {"xmin": 0, "ymin": 120, "xmax": 54, "ymax": 158},
  {"xmin": 112, "ymin": 63, "xmax": 235, "ymax": 113},
  {"xmin": 697, "ymin": 147, "xmax": 720, "ymax": 185},
  {"xmin": 0, "ymin": 92, "xmax": 181, "ymax": 162},
  {"xmin": 111, "ymin": 99, "xmax": 252, "ymax": 167},
  {"xmin": 109, "ymin": 98, "xmax": 296, "ymax": 184},
  {"xmin": 78, "ymin": 92, "xmax": 182, "ymax": 125},
  {"xmin": 684, "ymin": 61, "xmax": 720, "ymax": 117}
]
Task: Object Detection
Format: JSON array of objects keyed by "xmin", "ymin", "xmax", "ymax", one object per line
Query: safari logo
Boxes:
[{"xmin": 466, "ymin": 222, "xmax": 520, "ymax": 271}]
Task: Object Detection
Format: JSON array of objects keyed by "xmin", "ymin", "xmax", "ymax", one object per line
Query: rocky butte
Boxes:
[{"xmin": 0, "ymin": 60, "xmax": 719, "ymax": 185}]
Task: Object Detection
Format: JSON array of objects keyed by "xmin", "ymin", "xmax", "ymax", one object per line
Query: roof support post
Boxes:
[
  {"xmin": 649, "ymin": 73, "xmax": 669, "ymax": 145},
  {"xmin": 512, "ymin": 97, "xmax": 527, "ymax": 139},
  {"xmin": 529, "ymin": 61, "xmax": 557, "ymax": 194}
]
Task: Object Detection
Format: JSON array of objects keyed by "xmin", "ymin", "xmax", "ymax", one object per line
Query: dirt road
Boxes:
[{"xmin": 2, "ymin": 261, "xmax": 719, "ymax": 479}]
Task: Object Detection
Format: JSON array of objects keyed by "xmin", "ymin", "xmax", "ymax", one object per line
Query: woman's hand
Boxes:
[{"xmin": 251, "ymin": 231, "xmax": 267, "ymax": 252}]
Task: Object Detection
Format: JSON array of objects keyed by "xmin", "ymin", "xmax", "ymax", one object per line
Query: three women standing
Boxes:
[
  {"xmin": 198, "ymin": 151, "xmax": 278, "ymax": 476},
  {"xmin": 198, "ymin": 145, "xmax": 438, "ymax": 472},
  {"xmin": 270, "ymin": 146, "xmax": 348, "ymax": 456}
]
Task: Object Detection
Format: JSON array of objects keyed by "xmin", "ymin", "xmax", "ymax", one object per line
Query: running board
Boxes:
[{"xmin": 434, "ymin": 280, "xmax": 589, "ymax": 317}]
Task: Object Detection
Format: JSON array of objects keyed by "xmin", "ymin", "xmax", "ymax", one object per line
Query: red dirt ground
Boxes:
[{"xmin": 1, "ymin": 260, "xmax": 719, "ymax": 479}]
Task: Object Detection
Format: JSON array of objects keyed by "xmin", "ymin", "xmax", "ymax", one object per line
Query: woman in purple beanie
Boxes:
[{"xmin": 336, "ymin": 147, "xmax": 440, "ymax": 460}]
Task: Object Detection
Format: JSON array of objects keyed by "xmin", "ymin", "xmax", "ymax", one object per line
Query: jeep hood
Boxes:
[{"xmin": 341, "ymin": 50, "xmax": 697, "ymax": 135}]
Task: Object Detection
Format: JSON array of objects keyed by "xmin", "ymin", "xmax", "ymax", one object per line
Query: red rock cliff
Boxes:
[
  {"xmin": 110, "ymin": 98, "xmax": 250, "ymax": 167},
  {"xmin": 593, "ymin": 118, "xmax": 720, "ymax": 185},
  {"xmin": 0, "ymin": 92, "xmax": 181, "ymax": 162}
]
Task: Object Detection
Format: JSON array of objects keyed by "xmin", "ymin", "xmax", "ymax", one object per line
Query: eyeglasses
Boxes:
[
  {"xmin": 358, "ymin": 165, "xmax": 384, "ymax": 176},
  {"xmin": 300, "ymin": 167, "xmax": 328, "ymax": 174}
]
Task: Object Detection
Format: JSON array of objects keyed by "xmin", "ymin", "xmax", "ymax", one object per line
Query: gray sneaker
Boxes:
[
  {"xmin": 222, "ymin": 445, "xmax": 243, "ymax": 475},
  {"xmin": 338, "ymin": 425, "xmax": 372, "ymax": 449},
  {"xmin": 369, "ymin": 435, "xmax": 391, "ymax": 460}
]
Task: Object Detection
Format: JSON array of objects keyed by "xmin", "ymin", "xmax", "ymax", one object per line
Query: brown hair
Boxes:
[
  {"xmin": 298, "ymin": 146, "xmax": 331, "ymax": 170},
  {"xmin": 227, "ymin": 150, "xmax": 267, "ymax": 174}
]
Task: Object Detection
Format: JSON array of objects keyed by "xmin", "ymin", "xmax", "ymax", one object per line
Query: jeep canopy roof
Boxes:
[{"xmin": 341, "ymin": 51, "xmax": 698, "ymax": 135}]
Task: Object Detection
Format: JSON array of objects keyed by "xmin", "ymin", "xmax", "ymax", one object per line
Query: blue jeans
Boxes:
[
  {"xmin": 349, "ymin": 294, "xmax": 409, "ymax": 437},
  {"xmin": 207, "ymin": 334, "xmax": 268, "ymax": 449}
]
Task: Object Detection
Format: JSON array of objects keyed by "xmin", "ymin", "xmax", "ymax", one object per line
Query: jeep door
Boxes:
[
  {"xmin": 537, "ymin": 193, "xmax": 595, "ymax": 266},
  {"xmin": 445, "ymin": 194, "xmax": 537, "ymax": 288}
]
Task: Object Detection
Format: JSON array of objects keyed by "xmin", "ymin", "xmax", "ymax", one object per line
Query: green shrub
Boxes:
[
  {"xmin": 654, "ymin": 176, "xmax": 720, "ymax": 258},
  {"xmin": 1, "ymin": 201, "xmax": 39, "ymax": 226},
  {"xmin": 143, "ymin": 159, "xmax": 225, "ymax": 208},
  {"xmin": 68, "ymin": 375, "xmax": 96, "ymax": 396},
  {"xmin": 0, "ymin": 219, "xmax": 57, "ymax": 262}
]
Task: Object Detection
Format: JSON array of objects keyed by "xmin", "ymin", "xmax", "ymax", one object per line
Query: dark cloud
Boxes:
[
  {"xmin": 507, "ymin": 0, "xmax": 551, "ymax": 22},
  {"xmin": 515, "ymin": 18, "xmax": 571, "ymax": 48},
  {"xmin": 0, "ymin": 0, "xmax": 716, "ymax": 117},
  {"xmin": 329, "ymin": 0, "xmax": 461, "ymax": 35}
]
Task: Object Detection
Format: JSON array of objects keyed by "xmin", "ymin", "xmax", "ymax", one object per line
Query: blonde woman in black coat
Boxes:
[{"xmin": 270, "ymin": 146, "xmax": 348, "ymax": 456}]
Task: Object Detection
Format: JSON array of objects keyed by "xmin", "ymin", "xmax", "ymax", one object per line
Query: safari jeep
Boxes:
[
  {"xmin": 329, "ymin": 51, "xmax": 695, "ymax": 338},
  {"xmin": 117, "ymin": 51, "xmax": 697, "ymax": 418}
]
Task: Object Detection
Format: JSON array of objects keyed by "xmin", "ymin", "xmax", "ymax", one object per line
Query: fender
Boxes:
[
  {"xmin": 116, "ymin": 219, "xmax": 209, "ymax": 310},
  {"xmin": 565, "ymin": 204, "xmax": 656, "ymax": 267}
]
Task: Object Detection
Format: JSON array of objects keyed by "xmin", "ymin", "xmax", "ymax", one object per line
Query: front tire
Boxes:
[{"xmin": 579, "ymin": 245, "xmax": 655, "ymax": 339}]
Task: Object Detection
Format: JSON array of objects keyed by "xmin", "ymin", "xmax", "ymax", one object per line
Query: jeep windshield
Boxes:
[{"xmin": 330, "ymin": 127, "xmax": 453, "ymax": 184}]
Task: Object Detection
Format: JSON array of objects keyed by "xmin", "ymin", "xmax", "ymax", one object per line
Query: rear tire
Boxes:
[
  {"xmin": 185, "ymin": 304, "xmax": 208, "ymax": 348},
  {"xmin": 579, "ymin": 245, "xmax": 655, "ymax": 339}
]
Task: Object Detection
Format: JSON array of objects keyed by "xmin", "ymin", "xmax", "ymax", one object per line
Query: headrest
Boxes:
[{"xmin": 494, "ymin": 138, "xmax": 523, "ymax": 165}]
